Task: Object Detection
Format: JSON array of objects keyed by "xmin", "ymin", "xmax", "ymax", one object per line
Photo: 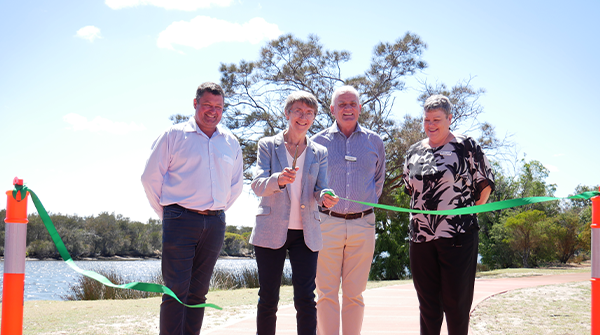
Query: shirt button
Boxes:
[{"xmin": 301, "ymin": 205, "xmax": 306, "ymax": 209}]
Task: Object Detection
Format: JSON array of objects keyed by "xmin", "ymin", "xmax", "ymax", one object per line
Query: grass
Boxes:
[{"xmin": 470, "ymin": 281, "xmax": 591, "ymax": 334}]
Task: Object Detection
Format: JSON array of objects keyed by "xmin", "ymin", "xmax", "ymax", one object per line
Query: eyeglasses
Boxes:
[{"xmin": 290, "ymin": 109, "xmax": 315, "ymax": 119}]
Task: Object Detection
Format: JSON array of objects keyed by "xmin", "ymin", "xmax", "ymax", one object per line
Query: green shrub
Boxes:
[{"xmin": 62, "ymin": 268, "xmax": 163, "ymax": 301}]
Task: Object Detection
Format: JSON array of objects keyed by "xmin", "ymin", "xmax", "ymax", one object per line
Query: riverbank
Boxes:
[{"xmin": 7, "ymin": 255, "xmax": 254, "ymax": 262}]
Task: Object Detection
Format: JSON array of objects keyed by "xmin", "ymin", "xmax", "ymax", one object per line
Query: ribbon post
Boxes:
[
  {"xmin": 2, "ymin": 177, "xmax": 29, "ymax": 335},
  {"xmin": 592, "ymin": 188, "xmax": 600, "ymax": 335}
]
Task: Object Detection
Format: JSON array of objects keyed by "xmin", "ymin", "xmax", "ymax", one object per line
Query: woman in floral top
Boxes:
[{"xmin": 402, "ymin": 95, "xmax": 494, "ymax": 335}]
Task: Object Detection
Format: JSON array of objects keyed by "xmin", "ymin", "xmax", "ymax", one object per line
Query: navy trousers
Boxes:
[
  {"xmin": 254, "ymin": 230, "xmax": 319, "ymax": 335},
  {"xmin": 160, "ymin": 204, "xmax": 226, "ymax": 335},
  {"xmin": 409, "ymin": 232, "xmax": 479, "ymax": 335}
]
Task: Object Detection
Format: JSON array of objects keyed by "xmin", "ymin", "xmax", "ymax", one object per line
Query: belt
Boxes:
[
  {"xmin": 189, "ymin": 209, "xmax": 223, "ymax": 216},
  {"xmin": 168, "ymin": 204, "xmax": 223, "ymax": 216},
  {"xmin": 319, "ymin": 208, "xmax": 373, "ymax": 220}
]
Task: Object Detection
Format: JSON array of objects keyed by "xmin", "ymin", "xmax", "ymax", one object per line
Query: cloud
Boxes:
[
  {"xmin": 105, "ymin": 0, "xmax": 232, "ymax": 11},
  {"xmin": 76, "ymin": 26, "xmax": 102, "ymax": 42},
  {"xmin": 157, "ymin": 16, "xmax": 281, "ymax": 51},
  {"xmin": 553, "ymin": 153, "xmax": 564, "ymax": 157},
  {"xmin": 63, "ymin": 113, "xmax": 146, "ymax": 134},
  {"xmin": 544, "ymin": 164, "xmax": 559, "ymax": 173}
]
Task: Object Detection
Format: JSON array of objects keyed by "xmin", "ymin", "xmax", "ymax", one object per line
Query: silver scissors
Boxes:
[{"xmin": 291, "ymin": 145, "xmax": 299, "ymax": 169}]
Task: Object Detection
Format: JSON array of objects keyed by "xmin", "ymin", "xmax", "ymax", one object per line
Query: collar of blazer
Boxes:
[{"xmin": 273, "ymin": 131, "xmax": 317, "ymax": 198}]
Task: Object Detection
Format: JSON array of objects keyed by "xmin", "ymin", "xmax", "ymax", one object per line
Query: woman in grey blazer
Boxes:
[{"xmin": 249, "ymin": 91, "xmax": 339, "ymax": 335}]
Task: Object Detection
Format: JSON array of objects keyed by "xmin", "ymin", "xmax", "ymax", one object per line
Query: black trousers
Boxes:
[
  {"xmin": 254, "ymin": 230, "xmax": 319, "ymax": 335},
  {"xmin": 409, "ymin": 232, "xmax": 478, "ymax": 335}
]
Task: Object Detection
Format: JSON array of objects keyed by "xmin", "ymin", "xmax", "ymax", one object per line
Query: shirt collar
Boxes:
[
  {"xmin": 183, "ymin": 117, "xmax": 223, "ymax": 137},
  {"xmin": 331, "ymin": 121, "xmax": 364, "ymax": 135}
]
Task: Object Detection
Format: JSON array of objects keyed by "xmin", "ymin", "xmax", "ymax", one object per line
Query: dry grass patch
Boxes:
[{"xmin": 470, "ymin": 281, "xmax": 591, "ymax": 335}]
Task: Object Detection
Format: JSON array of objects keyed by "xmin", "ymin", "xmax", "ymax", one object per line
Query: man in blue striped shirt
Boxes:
[{"xmin": 312, "ymin": 85, "xmax": 386, "ymax": 335}]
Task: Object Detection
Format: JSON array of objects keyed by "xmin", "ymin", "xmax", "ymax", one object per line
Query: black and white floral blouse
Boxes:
[{"xmin": 402, "ymin": 134, "xmax": 495, "ymax": 243}]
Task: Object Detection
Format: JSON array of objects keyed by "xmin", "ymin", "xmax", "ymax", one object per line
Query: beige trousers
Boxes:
[{"xmin": 316, "ymin": 212, "xmax": 376, "ymax": 335}]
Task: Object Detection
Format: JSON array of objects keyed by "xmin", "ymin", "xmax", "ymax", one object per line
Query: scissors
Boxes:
[{"xmin": 291, "ymin": 145, "xmax": 299, "ymax": 169}]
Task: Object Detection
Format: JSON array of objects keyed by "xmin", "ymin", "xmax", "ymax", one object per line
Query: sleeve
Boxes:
[
  {"xmin": 314, "ymin": 147, "xmax": 332, "ymax": 205},
  {"xmin": 468, "ymin": 137, "xmax": 495, "ymax": 201},
  {"xmin": 401, "ymin": 148, "xmax": 414, "ymax": 196},
  {"xmin": 374, "ymin": 135, "xmax": 386, "ymax": 199},
  {"xmin": 225, "ymin": 141, "xmax": 244, "ymax": 210},
  {"xmin": 250, "ymin": 139, "xmax": 284, "ymax": 197},
  {"xmin": 140, "ymin": 131, "xmax": 170, "ymax": 220}
]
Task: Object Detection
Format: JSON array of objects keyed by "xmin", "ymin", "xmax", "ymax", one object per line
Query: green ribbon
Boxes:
[
  {"xmin": 325, "ymin": 191, "xmax": 600, "ymax": 215},
  {"xmin": 12, "ymin": 184, "xmax": 221, "ymax": 310}
]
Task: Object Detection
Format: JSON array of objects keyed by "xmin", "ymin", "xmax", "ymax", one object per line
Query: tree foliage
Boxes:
[
  {"xmin": 370, "ymin": 191, "xmax": 410, "ymax": 280},
  {"xmin": 479, "ymin": 158, "xmax": 594, "ymax": 269},
  {"xmin": 0, "ymin": 210, "xmax": 163, "ymax": 259},
  {"xmin": 503, "ymin": 210, "xmax": 549, "ymax": 268},
  {"xmin": 0, "ymin": 209, "xmax": 256, "ymax": 259},
  {"xmin": 216, "ymin": 33, "xmax": 429, "ymax": 181}
]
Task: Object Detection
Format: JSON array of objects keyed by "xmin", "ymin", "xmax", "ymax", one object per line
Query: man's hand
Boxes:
[{"xmin": 322, "ymin": 193, "xmax": 339, "ymax": 208}]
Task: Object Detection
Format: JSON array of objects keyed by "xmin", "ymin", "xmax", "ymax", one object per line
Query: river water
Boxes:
[{"xmin": 0, "ymin": 258, "xmax": 274, "ymax": 301}]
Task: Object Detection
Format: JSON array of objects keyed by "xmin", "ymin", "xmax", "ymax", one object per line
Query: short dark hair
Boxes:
[
  {"xmin": 196, "ymin": 82, "xmax": 225, "ymax": 101},
  {"xmin": 423, "ymin": 94, "xmax": 453, "ymax": 116}
]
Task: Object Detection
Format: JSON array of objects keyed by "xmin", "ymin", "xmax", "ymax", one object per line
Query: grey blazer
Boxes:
[{"xmin": 249, "ymin": 132, "xmax": 331, "ymax": 252}]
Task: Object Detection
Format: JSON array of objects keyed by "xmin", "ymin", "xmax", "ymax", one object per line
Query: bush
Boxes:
[
  {"xmin": 63, "ymin": 264, "xmax": 292, "ymax": 301},
  {"xmin": 27, "ymin": 240, "xmax": 58, "ymax": 259},
  {"xmin": 210, "ymin": 266, "xmax": 292, "ymax": 290},
  {"xmin": 62, "ymin": 268, "xmax": 163, "ymax": 301}
]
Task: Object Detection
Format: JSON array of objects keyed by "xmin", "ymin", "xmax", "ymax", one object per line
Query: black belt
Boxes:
[
  {"xmin": 168, "ymin": 204, "xmax": 223, "ymax": 216},
  {"xmin": 319, "ymin": 208, "xmax": 373, "ymax": 220}
]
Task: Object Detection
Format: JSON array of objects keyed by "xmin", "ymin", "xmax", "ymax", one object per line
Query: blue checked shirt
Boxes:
[{"xmin": 311, "ymin": 122, "xmax": 385, "ymax": 214}]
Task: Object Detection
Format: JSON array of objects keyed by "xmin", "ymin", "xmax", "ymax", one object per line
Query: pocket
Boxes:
[
  {"xmin": 364, "ymin": 212, "xmax": 376, "ymax": 227},
  {"xmin": 163, "ymin": 206, "xmax": 185, "ymax": 219},
  {"xmin": 256, "ymin": 206, "xmax": 271, "ymax": 216},
  {"xmin": 217, "ymin": 211, "xmax": 227, "ymax": 224}
]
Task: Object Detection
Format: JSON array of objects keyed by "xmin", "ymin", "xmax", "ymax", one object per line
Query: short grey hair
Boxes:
[
  {"xmin": 423, "ymin": 94, "xmax": 453, "ymax": 116},
  {"xmin": 284, "ymin": 91, "xmax": 319, "ymax": 113},
  {"xmin": 330, "ymin": 85, "xmax": 360, "ymax": 108}
]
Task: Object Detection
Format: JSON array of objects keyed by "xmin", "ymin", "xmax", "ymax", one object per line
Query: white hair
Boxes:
[{"xmin": 330, "ymin": 85, "xmax": 360, "ymax": 107}]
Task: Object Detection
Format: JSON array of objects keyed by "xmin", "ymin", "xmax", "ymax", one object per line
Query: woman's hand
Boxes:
[
  {"xmin": 322, "ymin": 193, "xmax": 339, "ymax": 208},
  {"xmin": 277, "ymin": 167, "xmax": 299, "ymax": 187}
]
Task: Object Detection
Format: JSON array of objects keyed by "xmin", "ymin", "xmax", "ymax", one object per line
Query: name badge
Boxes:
[
  {"xmin": 439, "ymin": 151, "xmax": 452, "ymax": 156},
  {"xmin": 345, "ymin": 155, "xmax": 357, "ymax": 162}
]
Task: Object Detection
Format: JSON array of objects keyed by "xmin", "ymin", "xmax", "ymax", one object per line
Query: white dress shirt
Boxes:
[{"xmin": 141, "ymin": 117, "xmax": 244, "ymax": 219}]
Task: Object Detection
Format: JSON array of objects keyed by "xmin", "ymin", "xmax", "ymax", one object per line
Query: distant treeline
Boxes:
[{"xmin": 0, "ymin": 210, "xmax": 254, "ymax": 259}]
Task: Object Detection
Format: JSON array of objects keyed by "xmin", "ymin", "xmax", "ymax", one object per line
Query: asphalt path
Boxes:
[{"xmin": 204, "ymin": 272, "xmax": 590, "ymax": 334}]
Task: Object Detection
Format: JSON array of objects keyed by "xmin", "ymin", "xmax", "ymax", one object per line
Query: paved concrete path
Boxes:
[{"xmin": 205, "ymin": 272, "xmax": 590, "ymax": 335}]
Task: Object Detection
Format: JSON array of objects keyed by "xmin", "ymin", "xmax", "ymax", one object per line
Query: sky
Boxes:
[{"xmin": 1, "ymin": 0, "xmax": 598, "ymax": 227}]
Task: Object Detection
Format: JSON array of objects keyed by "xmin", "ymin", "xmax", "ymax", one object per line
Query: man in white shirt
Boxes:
[{"xmin": 141, "ymin": 82, "xmax": 243, "ymax": 335}]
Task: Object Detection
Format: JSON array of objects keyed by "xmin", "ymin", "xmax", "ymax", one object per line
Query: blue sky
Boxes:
[{"xmin": 1, "ymin": 0, "xmax": 598, "ymax": 226}]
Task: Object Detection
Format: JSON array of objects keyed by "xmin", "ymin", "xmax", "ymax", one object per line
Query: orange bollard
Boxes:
[
  {"xmin": 592, "ymin": 187, "xmax": 600, "ymax": 335},
  {"xmin": 1, "ymin": 177, "xmax": 29, "ymax": 335}
]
